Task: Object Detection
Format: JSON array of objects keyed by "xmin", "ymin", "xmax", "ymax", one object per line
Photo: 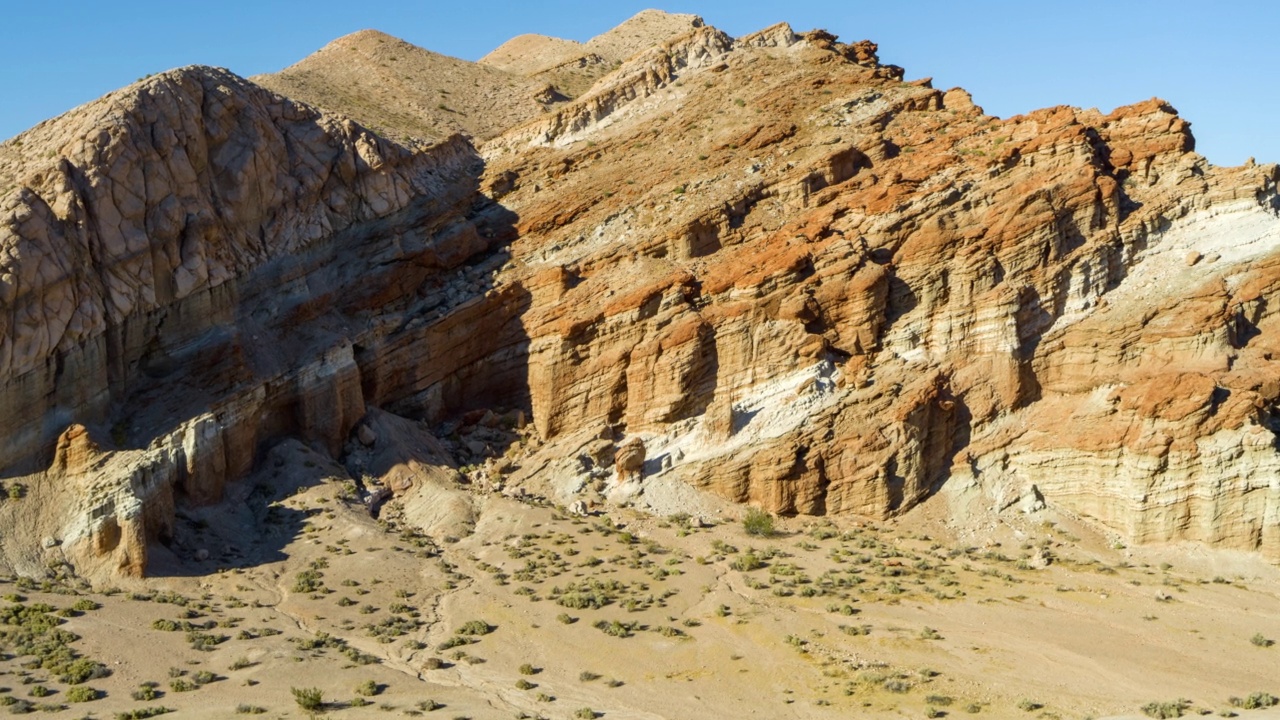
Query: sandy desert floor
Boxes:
[{"xmin": 2, "ymin": 463, "xmax": 1279, "ymax": 720}]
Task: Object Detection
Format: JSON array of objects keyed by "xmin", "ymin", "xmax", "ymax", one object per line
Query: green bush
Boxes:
[
  {"xmin": 114, "ymin": 707, "xmax": 172, "ymax": 719},
  {"xmin": 593, "ymin": 619, "xmax": 637, "ymax": 638},
  {"xmin": 1230, "ymin": 692, "xmax": 1279, "ymax": 709},
  {"xmin": 355, "ymin": 680, "xmax": 378, "ymax": 697},
  {"xmin": 743, "ymin": 508, "xmax": 774, "ymax": 537},
  {"xmin": 292, "ymin": 569, "xmax": 324, "ymax": 594},
  {"xmin": 291, "ymin": 687, "xmax": 323, "ymax": 712},
  {"xmin": 65, "ymin": 685, "xmax": 99, "ymax": 703},
  {"xmin": 1140, "ymin": 699, "xmax": 1189, "ymax": 718},
  {"xmin": 456, "ymin": 620, "xmax": 493, "ymax": 636}
]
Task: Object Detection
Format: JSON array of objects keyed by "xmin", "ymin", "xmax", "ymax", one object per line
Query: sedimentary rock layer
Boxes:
[{"xmin": 2, "ymin": 11, "xmax": 1279, "ymax": 578}]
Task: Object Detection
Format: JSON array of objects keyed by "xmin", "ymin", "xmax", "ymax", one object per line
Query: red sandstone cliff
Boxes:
[{"xmin": 1, "ymin": 13, "xmax": 1278, "ymax": 578}]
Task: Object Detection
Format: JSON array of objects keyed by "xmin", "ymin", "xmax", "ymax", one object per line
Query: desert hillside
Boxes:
[
  {"xmin": 0, "ymin": 9, "xmax": 1278, "ymax": 719},
  {"xmin": 252, "ymin": 28, "xmax": 554, "ymax": 142}
]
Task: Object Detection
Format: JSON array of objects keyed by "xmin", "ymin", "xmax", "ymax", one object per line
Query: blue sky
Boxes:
[{"xmin": 1, "ymin": 1, "xmax": 1275, "ymax": 165}]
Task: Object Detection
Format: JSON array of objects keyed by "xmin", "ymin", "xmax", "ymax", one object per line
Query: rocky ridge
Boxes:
[{"xmin": 1, "ymin": 11, "xmax": 1279, "ymax": 580}]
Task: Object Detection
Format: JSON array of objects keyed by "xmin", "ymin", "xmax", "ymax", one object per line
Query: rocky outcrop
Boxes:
[
  {"xmin": 473, "ymin": 27, "xmax": 1280, "ymax": 558},
  {"xmin": 491, "ymin": 25, "xmax": 736, "ymax": 150},
  {"xmin": 4, "ymin": 14, "xmax": 1280, "ymax": 578},
  {"xmin": 0, "ymin": 66, "xmax": 482, "ymax": 471},
  {"xmin": 0, "ymin": 65, "xmax": 509, "ymax": 576}
]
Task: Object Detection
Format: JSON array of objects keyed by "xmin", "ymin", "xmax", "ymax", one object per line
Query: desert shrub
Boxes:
[
  {"xmin": 1230, "ymin": 692, "xmax": 1279, "ymax": 709},
  {"xmin": 1251, "ymin": 633, "xmax": 1275, "ymax": 648},
  {"xmin": 292, "ymin": 569, "xmax": 324, "ymax": 594},
  {"xmin": 114, "ymin": 708, "xmax": 172, "ymax": 719},
  {"xmin": 187, "ymin": 632, "xmax": 227, "ymax": 651},
  {"xmin": 554, "ymin": 579, "xmax": 628, "ymax": 610},
  {"xmin": 291, "ymin": 687, "xmax": 323, "ymax": 712},
  {"xmin": 515, "ymin": 679, "xmax": 535, "ymax": 690},
  {"xmin": 355, "ymin": 680, "xmax": 378, "ymax": 697},
  {"xmin": 1017, "ymin": 699, "xmax": 1043, "ymax": 711},
  {"xmin": 235, "ymin": 705, "xmax": 266, "ymax": 714},
  {"xmin": 65, "ymin": 685, "xmax": 99, "ymax": 702},
  {"xmin": 593, "ymin": 619, "xmax": 637, "ymax": 638},
  {"xmin": 437, "ymin": 635, "xmax": 470, "ymax": 651},
  {"xmin": 883, "ymin": 679, "xmax": 912, "ymax": 694},
  {"xmin": 730, "ymin": 553, "xmax": 764, "ymax": 572},
  {"xmin": 456, "ymin": 620, "xmax": 493, "ymax": 636},
  {"xmin": 1140, "ymin": 699, "xmax": 1190, "ymax": 718},
  {"xmin": 743, "ymin": 508, "xmax": 774, "ymax": 537}
]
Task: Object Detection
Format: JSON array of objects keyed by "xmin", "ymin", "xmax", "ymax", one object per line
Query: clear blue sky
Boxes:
[{"xmin": 1, "ymin": 1, "xmax": 1275, "ymax": 166}]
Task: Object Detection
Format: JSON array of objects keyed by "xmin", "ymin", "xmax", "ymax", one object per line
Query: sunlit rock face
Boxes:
[{"xmin": 2, "ymin": 14, "xmax": 1279, "ymax": 578}]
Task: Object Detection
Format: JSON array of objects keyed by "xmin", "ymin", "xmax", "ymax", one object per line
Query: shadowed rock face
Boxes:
[
  {"xmin": 2, "ymin": 12, "xmax": 1280, "ymax": 578},
  {"xmin": 0, "ymin": 65, "xmax": 523, "ymax": 577}
]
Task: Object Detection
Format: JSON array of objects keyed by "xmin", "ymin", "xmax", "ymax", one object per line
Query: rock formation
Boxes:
[{"xmin": 2, "ymin": 10, "xmax": 1279, "ymax": 578}]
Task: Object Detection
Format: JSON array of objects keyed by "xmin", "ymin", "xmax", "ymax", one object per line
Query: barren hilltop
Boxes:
[{"xmin": 0, "ymin": 9, "xmax": 1278, "ymax": 719}]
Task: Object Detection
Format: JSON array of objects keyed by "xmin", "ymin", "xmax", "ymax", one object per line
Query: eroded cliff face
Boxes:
[
  {"xmin": 472, "ymin": 24, "xmax": 1280, "ymax": 557},
  {"xmin": 2, "ymin": 12, "xmax": 1279, "ymax": 578},
  {"xmin": 0, "ymin": 66, "xmax": 517, "ymax": 577}
]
